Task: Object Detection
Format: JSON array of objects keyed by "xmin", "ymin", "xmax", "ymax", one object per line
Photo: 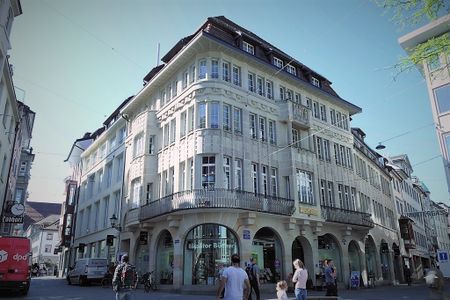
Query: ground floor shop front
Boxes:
[{"xmin": 118, "ymin": 211, "xmax": 408, "ymax": 289}]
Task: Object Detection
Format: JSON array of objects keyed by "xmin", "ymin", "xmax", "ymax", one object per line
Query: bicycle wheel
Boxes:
[{"xmin": 144, "ymin": 283, "xmax": 150, "ymax": 293}]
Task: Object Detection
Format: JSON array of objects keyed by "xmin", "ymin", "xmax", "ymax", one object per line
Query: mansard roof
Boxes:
[{"xmin": 147, "ymin": 15, "xmax": 360, "ymax": 113}]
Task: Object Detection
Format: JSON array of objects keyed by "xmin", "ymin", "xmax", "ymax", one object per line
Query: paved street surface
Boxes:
[{"xmin": 1, "ymin": 277, "xmax": 450, "ymax": 300}]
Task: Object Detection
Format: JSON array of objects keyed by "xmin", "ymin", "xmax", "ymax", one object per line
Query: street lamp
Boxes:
[{"xmin": 110, "ymin": 214, "xmax": 121, "ymax": 231}]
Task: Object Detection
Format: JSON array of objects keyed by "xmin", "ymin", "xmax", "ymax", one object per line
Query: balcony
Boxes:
[
  {"xmin": 124, "ymin": 208, "xmax": 140, "ymax": 227},
  {"xmin": 140, "ymin": 189, "xmax": 296, "ymax": 221},
  {"xmin": 321, "ymin": 205, "xmax": 374, "ymax": 228},
  {"xmin": 278, "ymin": 100, "xmax": 310, "ymax": 128}
]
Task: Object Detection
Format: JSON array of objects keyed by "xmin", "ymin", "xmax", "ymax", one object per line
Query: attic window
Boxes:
[
  {"xmin": 311, "ymin": 76, "xmax": 320, "ymax": 87},
  {"xmin": 286, "ymin": 64, "xmax": 296, "ymax": 75},
  {"xmin": 273, "ymin": 57, "xmax": 283, "ymax": 68},
  {"xmin": 243, "ymin": 41, "xmax": 254, "ymax": 55}
]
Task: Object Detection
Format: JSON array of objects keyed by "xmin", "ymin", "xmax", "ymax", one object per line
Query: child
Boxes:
[{"xmin": 276, "ymin": 280, "xmax": 288, "ymax": 300}]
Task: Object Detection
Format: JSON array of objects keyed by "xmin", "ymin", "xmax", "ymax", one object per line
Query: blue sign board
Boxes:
[{"xmin": 243, "ymin": 230, "xmax": 251, "ymax": 240}]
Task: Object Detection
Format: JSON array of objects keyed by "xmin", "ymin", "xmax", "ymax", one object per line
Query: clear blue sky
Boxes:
[{"xmin": 10, "ymin": 0, "xmax": 449, "ymax": 204}]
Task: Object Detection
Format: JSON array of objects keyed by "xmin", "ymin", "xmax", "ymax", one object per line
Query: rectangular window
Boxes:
[
  {"xmin": 233, "ymin": 107, "xmax": 242, "ymax": 134},
  {"xmin": 273, "ymin": 57, "xmax": 284, "ymax": 68},
  {"xmin": 259, "ymin": 116, "xmax": 266, "ymax": 142},
  {"xmin": 172, "ymin": 80, "xmax": 177, "ymax": 97},
  {"xmin": 146, "ymin": 183, "xmax": 153, "ymax": 204},
  {"xmin": 105, "ymin": 163, "xmax": 112, "ymax": 188},
  {"xmin": 44, "ymin": 244, "xmax": 52, "ymax": 253},
  {"xmin": 316, "ymin": 136, "xmax": 323, "ymax": 160},
  {"xmin": 170, "ymin": 119, "xmax": 176, "ymax": 143},
  {"xmin": 198, "ymin": 103, "xmax": 206, "ymax": 129},
  {"xmin": 342, "ymin": 115, "xmax": 349, "ymax": 130},
  {"xmin": 330, "ymin": 109, "xmax": 336, "ymax": 125},
  {"xmin": 286, "ymin": 64, "xmax": 296, "ymax": 75},
  {"xmin": 279, "ymin": 86, "xmax": 285, "ymax": 101},
  {"xmin": 350, "ymin": 188, "xmax": 356, "ymax": 211},
  {"xmin": 257, "ymin": 76, "xmax": 265, "ymax": 96},
  {"xmin": 202, "ymin": 156, "xmax": 216, "ymax": 188},
  {"xmin": 346, "ymin": 147, "xmax": 353, "ymax": 169},
  {"xmin": 339, "ymin": 145, "xmax": 346, "ymax": 167},
  {"xmin": 261, "ymin": 165, "xmax": 268, "ymax": 196},
  {"xmin": 209, "ymin": 102, "xmax": 219, "ymax": 129},
  {"xmin": 243, "ymin": 41, "xmax": 254, "ymax": 55},
  {"xmin": 223, "ymin": 104, "xmax": 232, "ymax": 131},
  {"xmin": 188, "ymin": 106, "xmax": 194, "ymax": 132},
  {"xmin": 296, "ymin": 169, "xmax": 314, "ymax": 204},
  {"xmin": 313, "ymin": 101, "xmax": 320, "ymax": 118},
  {"xmin": 180, "ymin": 112, "xmax": 186, "ymax": 138},
  {"xmin": 320, "ymin": 104, "xmax": 327, "ymax": 121},
  {"xmin": 338, "ymin": 184, "xmax": 343, "ymax": 208},
  {"xmin": 311, "ymin": 77, "xmax": 320, "ymax": 87},
  {"xmin": 305, "ymin": 98, "xmax": 312, "ymax": 109},
  {"xmin": 189, "ymin": 159, "xmax": 194, "ymax": 190},
  {"xmin": 320, "ymin": 179, "xmax": 327, "ymax": 206},
  {"xmin": 134, "ymin": 133, "xmax": 144, "ymax": 157},
  {"xmin": 334, "ymin": 144, "xmax": 340, "ymax": 165},
  {"xmin": 223, "ymin": 156, "xmax": 231, "ymax": 189},
  {"xmin": 336, "ymin": 112, "xmax": 342, "ymax": 128},
  {"xmin": 327, "ymin": 181, "xmax": 336, "ymax": 207},
  {"xmin": 268, "ymin": 120, "xmax": 276, "ymax": 144},
  {"xmin": 103, "ymin": 196, "xmax": 109, "ymax": 228},
  {"xmin": 183, "ymin": 70, "xmax": 188, "ymax": 89},
  {"xmin": 266, "ymin": 80, "xmax": 273, "ymax": 99},
  {"xmin": 14, "ymin": 188, "xmax": 23, "ymax": 202},
  {"xmin": 323, "ymin": 139, "xmax": 331, "ymax": 162},
  {"xmin": 163, "ymin": 124, "xmax": 169, "ymax": 147},
  {"xmin": 249, "ymin": 113, "xmax": 257, "ymax": 139},
  {"xmin": 435, "ymin": 83, "xmax": 450, "ymax": 114},
  {"xmin": 132, "ymin": 179, "xmax": 141, "ymax": 208},
  {"xmin": 116, "ymin": 155, "xmax": 124, "ymax": 182},
  {"xmin": 270, "ymin": 168, "xmax": 278, "ymax": 197},
  {"xmin": 199, "ymin": 59, "xmax": 207, "ymax": 79},
  {"xmin": 234, "ymin": 158, "xmax": 243, "ymax": 190},
  {"xmin": 344, "ymin": 186, "xmax": 350, "ymax": 210},
  {"xmin": 190, "ymin": 65, "xmax": 196, "ymax": 83},
  {"xmin": 46, "ymin": 233, "xmax": 53, "ymax": 240},
  {"xmin": 252, "ymin": 163, "xmax": 259, "ymax": 194},
  {"xmin": 295, "ymin": 93, "xmax": 301, "ymax": 104},
  {"xmin": 211, "ymin": 59, "xmax": 219, "ymax": 79},
  {"xmin": 286, "ymin": 89, "xmax": 293, "ymax": 101},
  {"xmin": 18, "ymin": 162, "xmax": 27, "ymax": 177},
  {"xmin": 292, "ymin": 128, "xmax": 299, "ymax": 148},
  {"xmin": 248, "ymin": 72, "xmax": 255, "ymax": 92},
  {"xmin": 222, "ymin": 61, "xmax": 230, "ymax": 82},
  {"xmin": 232, "ymin": 65, "xmax": 241, "ymax": 86},
  {"xmin": 180, "ymin": 162, "xmax": 186, "ymax": 191}
]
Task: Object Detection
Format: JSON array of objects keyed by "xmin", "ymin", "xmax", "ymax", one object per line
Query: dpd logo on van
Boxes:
[
  {"xmin": 13, "ymin": 253, "xmax": 28, "ymax": 261},
  {"xmin": 0, "ymin": 250, "xmax": 7, "ymax": 263}
]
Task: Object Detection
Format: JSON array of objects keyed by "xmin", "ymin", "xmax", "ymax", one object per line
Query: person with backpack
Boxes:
[
  {"xmin": 246, "ymin": 257, "xmax": 260, "ymax": 300},
  {"xmin": 112, "ymin": 254, "xmax": 137, "ymax": 300}
]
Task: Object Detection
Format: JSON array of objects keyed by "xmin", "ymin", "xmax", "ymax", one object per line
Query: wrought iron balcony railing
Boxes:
[
  {"xmin": 321, "ymin": 205, "xmax": 374, "ymax": 228},
  {"xmin": 140, "ymin": 189, "xmax": 296, "ymax": 221}
]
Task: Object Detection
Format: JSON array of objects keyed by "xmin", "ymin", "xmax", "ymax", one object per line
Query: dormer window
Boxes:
[
  {"xmin": 243, "ymin": 41, "xmax": 255, "ymax": 55},
  {"xmin": 273, "ymin": 57, "xmax": 284, "ymax": 68},
  {"xmin": 311, "ymin": 76, "xmax": 320, "ymax": 87},
  {"xmin": 286, "ymin": 64, "xmax": 296, "ymax": 75}
]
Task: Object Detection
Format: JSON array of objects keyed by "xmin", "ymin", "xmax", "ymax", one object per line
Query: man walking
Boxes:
[
  {"xmin": 112, "ymin": 254, "xmax": 137, "ymax": 300},
  {"xmin": 325, "ymin": 259, "xmax": 337, "ymax": 296},
  {"xmin": 247, "ymin": 257, "xmax": 261, "ymax": 300},
  {"xmin": 216, "ymin": 254, "xmax": 250, "ymax": 300}
]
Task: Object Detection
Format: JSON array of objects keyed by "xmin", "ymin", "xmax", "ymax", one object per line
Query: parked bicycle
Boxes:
[{"xmin": 138, "ymin": 271, "xmax": 157, "ymax": 292}]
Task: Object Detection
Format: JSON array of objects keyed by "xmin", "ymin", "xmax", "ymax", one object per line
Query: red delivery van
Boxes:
[{"xmin": 0, "ymin": 236, "xmax": 31, "ymax": 295}]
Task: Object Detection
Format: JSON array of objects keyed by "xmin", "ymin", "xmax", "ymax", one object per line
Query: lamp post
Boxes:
[{"xmin": 110, "ymin": 214, "xmax": 122, "ymax": 262}]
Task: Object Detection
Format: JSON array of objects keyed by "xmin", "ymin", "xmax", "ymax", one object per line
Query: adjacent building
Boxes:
[
  {"xmin": 25, "ymin": 214, "xmax": 60, "ymax": 275},
  {"xmin": 0, "ymin": 0, "xmax": 23, "ymax": 230},
  {"xmin": 399, "ymin": 14, "xmax": 450, "ymax": 198}
]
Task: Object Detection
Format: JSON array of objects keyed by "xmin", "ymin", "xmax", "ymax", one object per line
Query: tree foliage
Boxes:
[{"xmin": 377, "ymin": 0, "xmax": 450, "ymax": 76}]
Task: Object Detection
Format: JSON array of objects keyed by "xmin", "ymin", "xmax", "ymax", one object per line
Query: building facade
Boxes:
[
  {"xmin": 25, "ymin": 214, "xmax": 60, "ymax": 274},
  {"xmin": 0, "ymin": 0, "xmax": 22, "ymax": 229},
  {"xmin": 67, "ymin": 16, "xmax": 448, "ymax": 289},
  {"xmin": 399, "ymin": 14, "xmax": 450, "ymax": 197}
]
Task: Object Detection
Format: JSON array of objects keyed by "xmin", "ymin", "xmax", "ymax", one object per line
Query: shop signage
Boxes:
[
  {"xmin": 174, "ymin": 239, "xmax": 180, "ymax": 244},
  {"xmin": 186, "ymin": 241, "xmax": 234, "ymax": 250},
  {"xmin": 243, "ymin": 230, "xmax": 251, "ymax": 240}
]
